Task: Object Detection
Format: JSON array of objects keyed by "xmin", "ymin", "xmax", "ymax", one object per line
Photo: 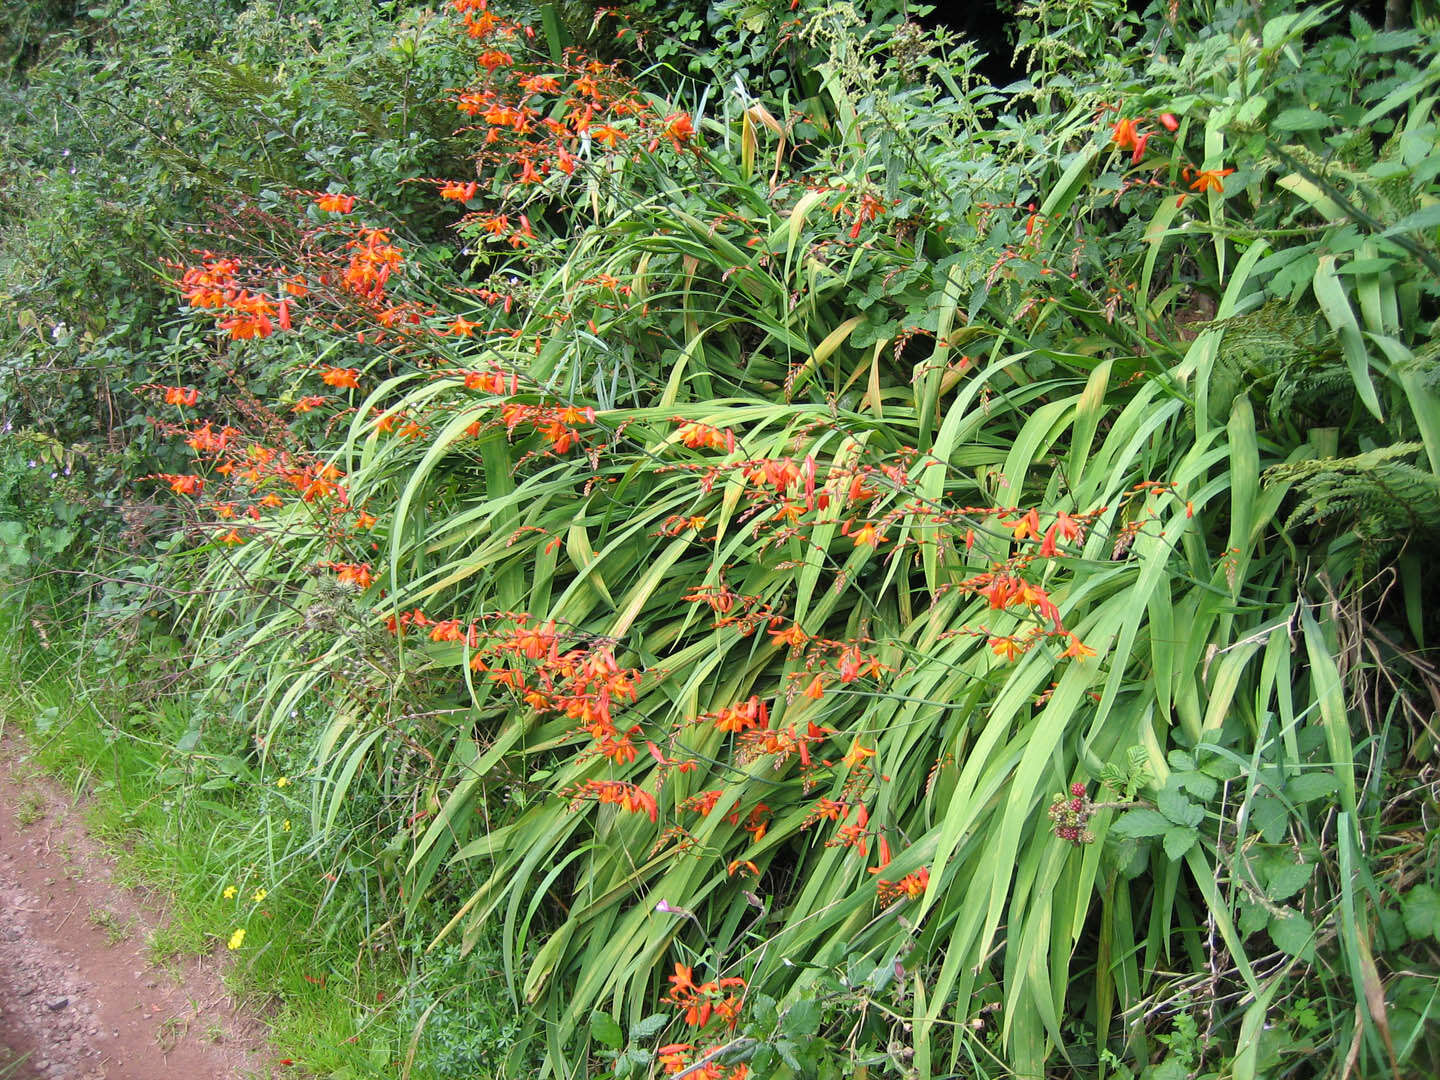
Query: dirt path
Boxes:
[{"xmin": 0, "ymin": 735, "xmax": 271, "ymax": 1079}]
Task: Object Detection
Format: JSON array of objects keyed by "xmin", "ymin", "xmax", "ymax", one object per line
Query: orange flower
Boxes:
[
  {"xmin": 163, "ymin": 386, "xmax": 199, "ymax": 406},
  {"xmin": 742, "ymin": 805, "xmax": 769, "ymax": 842},
  {"xmin": 590, "ymin": 124, "xmax": 627, "ymax": 148},
  {"xmin": 666, "ymin": 963, "xmax": 698, "ymax": 1001},
  {"xmin": 676, "ymin": 421, "xmax": 734, "ymax": 453},
  {"xmin": 165, "ymin": 474, "xmax": 203, "ymax": 496},
  {"xmin": 660, "ymin": 111, "xmax": 694, "ymax": 150},
  {"xmin": 449, "ymin": 316, "xmax": 480, "ymax": 337},
  {"xmin": 657, "ymin": 1044, "xmax": 693, "ymax": 1074},
  {"xmin": 1003, "ymin": 508, "xmax": 1041, "ymax": 540},
  {"xmin": 768, "ymin": 622, "xmax": 807, "ymax": 649},
  {"xmin": 1189, "ymin": 167, "xmax": 1235, "ymax": 194},
  {"xmin": 709, "ymin": 695, "xmax": 767, "ymax": 734},
  {"xmin": 291, "ymin": 395, "xmax": 327, "ymax": 414},
  {"xmin": 520, "ymin": 73, "xmax": 561, "ymax": 94},
  {"xmin": 989, "ymin": 635, "xmax": 1023, "ymax": 662},
  {"xmin": 877, "ymin": 865, "xmax": 930, "ymax": 902},
  {"xmin": 342, "ymin": 564, "xmax": 374, "ymax": 588},
  {"xmin": 476, "ymin": 49, "xmax": 512, "ymax": 73},
  {"xmin": 842, "ymin": 742, "xmax": 875, "ymax": 768},
  {"xmin": 1060, "ymin": 634, "xmax": 1097, "ymax": 660},
  {"xmin": 321, "ymin": 366, "xmax": 361, "ymax": 389},
  {"xmin": 1110, "ymin": 116, "xmax": 1140, "ymax": 151},
  {"xmin": 439, "ymin": 180, "xmax": 479, "ymax": 202},
  {"xmin": 835, "ymin": 805, "xmax": 869, "ymax": 855},
  {"xmin": 844, "ymin": 520, "xmax": 886, "ymax": 547},
  {"xmin": 511, "ymin": 619, "xmax": 557, "ymax": 659},
  {"xmin": 314, "ymin": 192, "xmax": 355, "ymax": 214}
]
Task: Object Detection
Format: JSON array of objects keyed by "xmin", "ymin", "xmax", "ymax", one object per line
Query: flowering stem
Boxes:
[{"xmin": 670, "ymin": 1037, "xmax": 757, "ymax": 1080}]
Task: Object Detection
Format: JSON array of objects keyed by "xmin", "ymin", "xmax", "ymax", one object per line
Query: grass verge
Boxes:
[{"xmin": 0, "ymin": 584, "xmax": 527, "ymax": 1079}]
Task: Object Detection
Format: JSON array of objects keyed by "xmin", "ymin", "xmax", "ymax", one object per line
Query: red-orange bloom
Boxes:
[
  {"xmin": 660, "ymin": 111, "xmax": 694, "ymax": 150},
  {"xmin": 676, "ymin": 421, "xmax": 735, "ymax": 453},
  {"xmin": 708, "ymin": 695, "xmax": 767, "ymax": 734},
  {"xmin": 332, "ymin": 563, "xmax": 374, "ymax": 589},
  {"xmin": 439, "ymin": 180, "xmax": 479, "ymax": 202},
  {"xmin": 666, "ymin": 963, "xmax": 698, "ymax": 1001},
  {"xmin": 476, "ymin": 49, "xmax": 513, "ymax": 73},
  {"xmin": 163, "ymin": 386, "xmax": 199, "ymax": 406},
  {"xmin": 164, "ymin": 474, "xmax": 204, "ymax": 496},
  {"xmin": 321, "ymin": 367, "xmax": 361, "ymax": 389},
  {"xmin": 769, "ymin": 622, "xmax": 807, "ymax": 649},
  {"xmin": 314, "ymin": 192, "xmax": 356, "ymax": 214},
  {"xmin": 877, "ymin": 865, "xmax": 931, "ymax": 902},
  {"xmin": 1110, "ymin": 117, "xmax": 1140, "ymax": 151},
  {"xmin": 1189, "ymin": 167, "xmax": 1235, "ymax": 194},
  {"xmin": 657, "ymin": 1044, "xmax": 693, "ymax": 1074},
  {"xmin": 990, "ymin": 635, "xmax": 1024, "ymax": 662},
  {"xmin": 842, "ymin": 742, "xmax": 876, "ymax": 768}
]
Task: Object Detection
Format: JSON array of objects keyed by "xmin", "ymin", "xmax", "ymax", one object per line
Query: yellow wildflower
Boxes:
[{"xmin": 227, "ymin": 928, "xmax": 246, "ymax": 950}]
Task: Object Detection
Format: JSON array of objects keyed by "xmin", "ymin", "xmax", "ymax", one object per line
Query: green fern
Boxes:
[
  {"xmin": 1206, "ymin": 299, "xmax": 1340, "ymax": 421},
  {"xmin": 1266, "ymin": 443, "xmax": 1440, "ymax": 539}
]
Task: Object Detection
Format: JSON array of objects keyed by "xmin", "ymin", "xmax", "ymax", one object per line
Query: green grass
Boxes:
[
  {"xmin": 12, "ymin": 787, "xmax": 45, "ymax": 825},
  {"xmin": 0, "ymin": 603, "xmax": 415, "ymax": 1078},
  {"xmin": 0, "ymin": 583, "xmax": 544, "ymax": 1078}
]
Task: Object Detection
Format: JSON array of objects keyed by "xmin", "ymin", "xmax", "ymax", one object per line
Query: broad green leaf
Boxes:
[{"xmin": 1402, "ymin": 884, "xmax": 1440, "ymax": 940}]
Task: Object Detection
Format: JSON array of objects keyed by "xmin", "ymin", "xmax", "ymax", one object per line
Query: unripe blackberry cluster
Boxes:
[{"xmin": 1048, "ymin": 782, "xmax": 1094, "ymax": 845}]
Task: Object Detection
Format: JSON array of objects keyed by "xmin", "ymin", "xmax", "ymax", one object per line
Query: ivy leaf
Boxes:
[
  {"xmin": 1269, "ymin": 912, "xmax": 1315, "ymax": 958},
  {"xmin": 590, "ymin": 1011, "xmax": 624, "ymax": 1049},
  {"xmin": 1111, "ymin": 808, "xmax": 1172, "ymax": 839},
  {"xmin": 1163, "ymin": 826, "xmax": 1197, "ymax": 860},
  {"xmin": 1402, "ymin": 884, "xmax": 1440, "ymax": 940}
]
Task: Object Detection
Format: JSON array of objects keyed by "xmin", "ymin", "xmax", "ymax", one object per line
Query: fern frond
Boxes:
[{"xmin": 1266, "ymin": 442, "xmax": 1440, "ymax": 539}]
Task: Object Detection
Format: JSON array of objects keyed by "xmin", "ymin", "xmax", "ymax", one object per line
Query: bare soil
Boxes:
[{"xmin": 0, "ymin": 734, "xmax": 272, "ymax": 1079}]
